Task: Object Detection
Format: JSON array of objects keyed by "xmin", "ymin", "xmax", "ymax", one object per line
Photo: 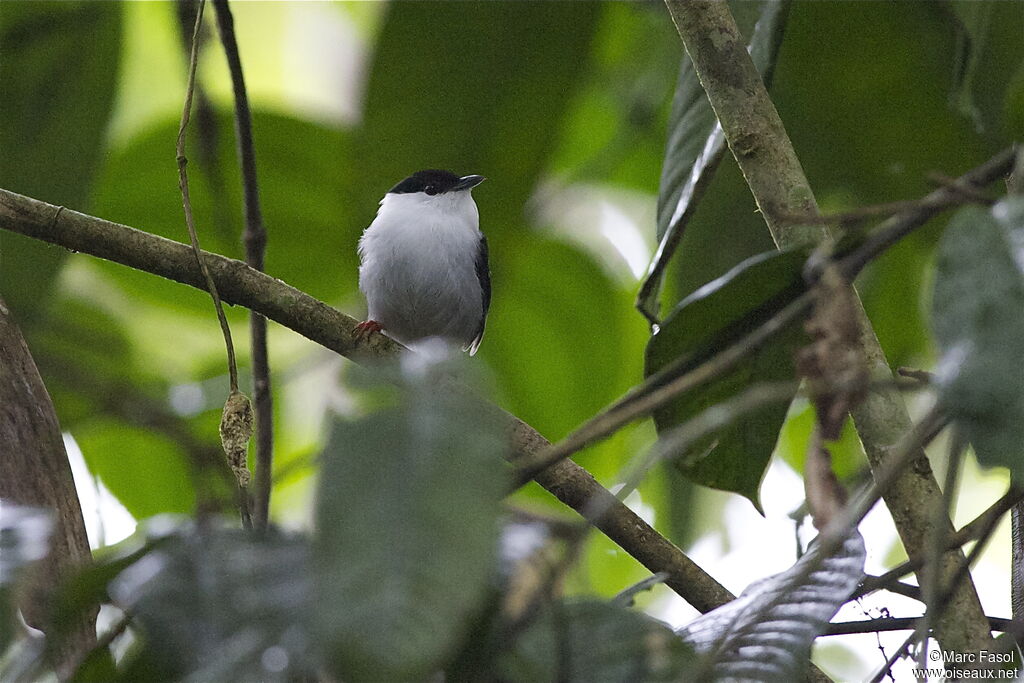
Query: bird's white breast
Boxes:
[{"xmin": 358, "ymin": 191, "xmax": 484, "ymax": 348}]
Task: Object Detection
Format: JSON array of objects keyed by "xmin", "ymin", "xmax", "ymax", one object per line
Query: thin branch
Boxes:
[
  {"xmin": 838, "ymin": 147, "xmax": 1017, "ymax": 277},
  {"xmin": 517, "ymin": 147, "xmax": 1014, "ymax": 487},
  {"xmin": 512, "ymin": 292, "xmax": 812, "ymax": 486},
  {"xmin": 855, "ymin": 485, "xmax": 1024, "ymax": 599},
  {"xmin": 895, "ymin": 366, "xmax": 933, "ymax": 385},
  {"xmin": 927, "ymin": 171, "xmax": 997, "ymax": 205},
  {"xmin": 827, "ymin": 615, "xmax": 1013, "ymax": 637},
  {"xmin": 177, "ymin": 0, "xmax": 251, "ymax": 531},
  {"xmin": 0, "ymin": 189, "xmax": 732, "ymax": 614},
  {"xmin": 664, "ymin": 0, "xmax": 998, "ymax": 656},
  {"xmin": 211, "ymin": 0, "xmax": 274, "ymax": 532},
  {"xmin": 869, "ymin": 631, "xmax": 915, "ymax": 683},
  {"xmin": 177, "ymin": 0, "xmax": 238, "ymax": 395}
]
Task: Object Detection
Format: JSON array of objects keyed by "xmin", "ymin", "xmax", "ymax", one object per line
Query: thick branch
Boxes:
[
  {"xmin": 0, "ymin": 188, "xmax": 735, "ymax": 614},
  {"xmin": 0, "ymin": 296, "xmax": 96, "ymax": 676},
  {"xmin": 665, "ymin": 0, "xmax": 993, "ymax": 655}
]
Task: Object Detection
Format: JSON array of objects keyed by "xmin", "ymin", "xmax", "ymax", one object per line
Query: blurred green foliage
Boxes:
[
  {"xmin": 933, "ymin": 200, "xmax": 1024, "ymax": 476},
  {"xmin": 1, "ymin": 5, "xmax": 1023, "ymax": 676}
]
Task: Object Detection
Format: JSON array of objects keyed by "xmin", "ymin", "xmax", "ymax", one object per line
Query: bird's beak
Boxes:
[{"xmin": 454, "ymin": 174, "xmax": 486, "ymax": 191}]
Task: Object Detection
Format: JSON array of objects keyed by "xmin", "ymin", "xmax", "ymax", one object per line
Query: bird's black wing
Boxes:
[{"xmin": 469, "ymin": 235, "xmax": 491, "ymax": 354}]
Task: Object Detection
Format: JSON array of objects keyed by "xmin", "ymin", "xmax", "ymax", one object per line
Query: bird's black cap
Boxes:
[{"xmin": 389, "ymin": 169, "xmax": 485, "ymax": 196}]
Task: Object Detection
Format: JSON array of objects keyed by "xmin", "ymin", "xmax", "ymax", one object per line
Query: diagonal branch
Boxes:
[
  {"xmin": 0, "ymin": 188, "xmax": 735, "ymax": 614},
  {"xmin": 664, "ymin": 0, "xmax": 997, "ymax": 657}
]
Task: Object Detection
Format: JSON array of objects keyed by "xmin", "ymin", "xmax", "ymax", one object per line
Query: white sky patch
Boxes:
[
  {"xmin": 596, "ymin": 200, "xmax": 653, "ymax": 279},
  {"xmin": 533, "ymin": 181, "xmax": 655, "ymax": 283},
  {"xmin": 645, "ymin": 454, "xmax": 1016, "ymax": 681},
  {"xmin": 282, "ymin": 3, "xmax": 368, "ymax": 125},
  {"xmin": 65, "ymin": 434, "xmax": 136, "ymax": 549}
]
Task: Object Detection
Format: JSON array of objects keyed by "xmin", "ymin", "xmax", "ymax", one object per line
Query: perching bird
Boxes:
[{"xmin": 356, "ymin": 169, "xmax": 491, "ymax": 354}]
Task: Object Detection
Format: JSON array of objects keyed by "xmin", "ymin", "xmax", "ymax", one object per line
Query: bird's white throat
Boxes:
[{"xmin": 357, "ymin": 189, "xmax": 485, "ymax": 351}]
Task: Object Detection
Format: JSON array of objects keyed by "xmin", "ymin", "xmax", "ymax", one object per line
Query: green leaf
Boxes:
[
  {"xmin": 313, "ymin": 352, "xmax": 508, "ymax": 682},
  {"xmin": 645, "ymin": 249, "xmax": 808, "ymax": 509},
  {"xmin": 498, "ymin": 599, "xmax": 694, "ymax": 682},
  {"xmin": 109, "ymin": 524, "xmax": 313, "ymax": 682},
  {"xmin": 73, "ymin": 420, "xmax": 196, "ymax": 520},
  {"xmin": 639, "ymin": 0, "xmax": 791, "ymax": 321},
  {"xmin": 352, "ymin": 0, "xmax": 600, "ymax": 252},
  {"xmin": 775, "ymin": 400, "xmax": 866, "ymax": 480},
  {"xmin": 91, "ymin": 112, "xmax": 355, "ymax": 313},
  {"xmin": 0, "ymin": 2, "xmax": 121, "ymax": 324},
  {"xmin": 932, "ymin": 199, "xmax": 1024, "ymax": 475}
]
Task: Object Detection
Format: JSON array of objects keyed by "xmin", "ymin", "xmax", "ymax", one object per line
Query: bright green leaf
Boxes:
[
  {"xmin": 92, "ymin": 112, "xmax": 354, "ymax": 313},
  {"xmin": 74, "ymin": 420, "xmax": 196, "ymax": 520},
  {"xmin": 932, "ymin": 199, "xmax": 1024, "ymax": 475},
  {"xmin": 645, "ymin": 249, "xmax": 808, "ymax": 509}
]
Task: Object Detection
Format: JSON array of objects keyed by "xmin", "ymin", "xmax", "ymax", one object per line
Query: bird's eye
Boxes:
[{"xmin": 425, "ymin": 185, "xmax": 437, "ymax": 195}]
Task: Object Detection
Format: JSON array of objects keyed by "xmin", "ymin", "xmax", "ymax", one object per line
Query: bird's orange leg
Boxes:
[{"xmin": 353, "ymin": 319, "xmax": 384, "ymax": 341}]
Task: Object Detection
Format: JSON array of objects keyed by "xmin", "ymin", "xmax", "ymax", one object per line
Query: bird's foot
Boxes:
[{"xmin": 353, "ymin": 319, "xmax": 384, "ymax": 341}]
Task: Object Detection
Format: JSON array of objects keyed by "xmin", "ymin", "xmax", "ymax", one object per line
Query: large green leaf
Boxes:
[
  {"xmin": 498, "ymin": 599, "xmax": 694, "ymax": 682},
  {"xmin": 638, "ymin": 0, "xmax": 790, "ymax": 321},
  {"xmin": 0, "ymin": 2, "xmax": 121, "ymax": 324},
  {"xmin": 932, "ymin": 200, "xmax": 1024, "ymax": 475},
  {"xmin": 313, "ymin": 354, "xmax": 508, "ymax": 682},
  {"xmin": 645, "ymin": 249, "xmax": 808, "ymax": 509},
  {"xmin": 770, "ymin": 2, "xmax": 991, "ymax": 366},
  {"xmin": 91, "ymin": 112, "xmax": 354, "ymax": 313},
  {"xmin": 545, "ymin": 2, "xmax": 681, "ymax": 192},
  {"xmin": 352, "ymin": 0, "xmax": 600, "ymax": 251},
  {"xmin": 74, "ymin": 420, "xmax": 196, "ymax": 520}
]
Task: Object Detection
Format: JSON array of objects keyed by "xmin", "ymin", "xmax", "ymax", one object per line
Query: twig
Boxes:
[
  {"xmin": 854, "ymin": 485, "xmax": 1024, "ymax": 599},
  {"xmin": 896, "ymin": 366, "xmax": 933, "ymax": 384},
  {"xmin": 781, "ymin": 199, "xmax": 949, "ymax": 229},
  {"xmin": 177, "ymin": 0, "xmax": 238, "ymax": 395},
  {"xmin": 211, "ymin": 0, "xmax": 274, "ymax": 532},
  {"xmin": 177, "ymin": 0, "xmax": 251, "ymax": 530},
  {"xmin": 612, "ymin": 572, "xmax": 670, "ymax": 607},
  {"xmin": 927, "ymin": 171, "xmax": 997, "ymax": 205},
  {"xmin": 869, "ymin": 631, "xmax": 915, "ymax": 683},
  {"xmin": 512, "ymin": 292, "xmax": 813, "ymax": 486},
  {"xmin": 826, "ymin": 615, "xmax": 1014, "ymax": 637}
]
